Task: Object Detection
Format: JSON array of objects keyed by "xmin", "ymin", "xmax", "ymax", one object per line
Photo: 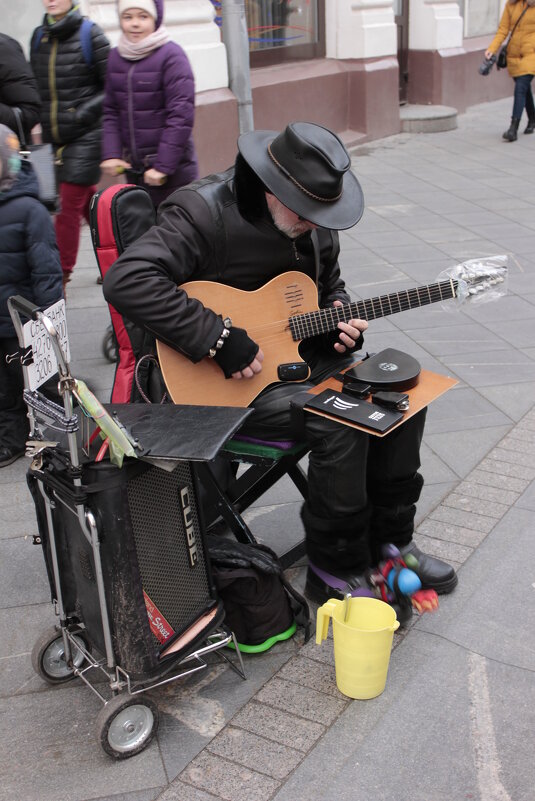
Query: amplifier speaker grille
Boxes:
[{"xmin": 126, "ymin": 462, "xmax": 212, "ymax": 644}]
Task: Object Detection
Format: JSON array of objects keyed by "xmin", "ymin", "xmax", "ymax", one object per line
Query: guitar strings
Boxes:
[{"xmin": 243, "ymin": 282, "xmax": 456, "ymax": 342}]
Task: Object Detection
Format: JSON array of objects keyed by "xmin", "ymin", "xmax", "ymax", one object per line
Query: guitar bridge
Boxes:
[{"xmin": 277, "ymin": 363, "xmax": 309, "ymax": 381}]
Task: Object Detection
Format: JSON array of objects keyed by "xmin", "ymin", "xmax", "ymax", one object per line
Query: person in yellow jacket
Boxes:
[{"xmin": 485, "ymin": 0, "xmax": 535, "ymax": 141}]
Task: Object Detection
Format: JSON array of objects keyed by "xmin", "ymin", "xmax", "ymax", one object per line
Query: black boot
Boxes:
[
  {"xmin": 503, "ymin": 117, "xmax": 520, "ymax": 141},
  {"xmin": 525, "ymin": 117, "xmax": 535, "ymax": 134},
  {"xmin": 399, "ymin": 541, "xmax": 458, "ymax": 594}
]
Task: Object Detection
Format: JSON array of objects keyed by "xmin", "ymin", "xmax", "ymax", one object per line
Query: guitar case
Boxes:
[
  {"xmin": 343, "ymin": 348, "xmax": 421, "ymax": 392},
  {"xmin": 89, "ymin": 184, "xmax": 156, "ymax": 403}
]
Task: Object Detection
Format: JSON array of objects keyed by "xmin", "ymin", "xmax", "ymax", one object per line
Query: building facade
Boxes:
[{"xmin": 7, "ymin": 0, "xmax": 511, "ymax": 174}]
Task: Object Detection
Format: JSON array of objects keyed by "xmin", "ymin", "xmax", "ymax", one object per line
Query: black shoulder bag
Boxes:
[
  {"xmin": 497, "ymin": 5, "xmax": 528, "ymax": 70},
  {"xmin": 12, "ymin": 107, "xmax": 59, "ymax": 213}
]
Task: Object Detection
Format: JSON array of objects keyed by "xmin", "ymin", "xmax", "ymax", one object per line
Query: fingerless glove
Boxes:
[
  {"xmin": 325, "ymin": 328, "xmax": 364, "ymax": 354},
  {"xmin": 213, "ymin": 327, "xmax": 259, "ymax": 378}
]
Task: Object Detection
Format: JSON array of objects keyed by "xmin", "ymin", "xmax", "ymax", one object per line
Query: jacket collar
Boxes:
[{"xmin": 42, "ymin": 6, "xmax": 83, "ymax": 39}]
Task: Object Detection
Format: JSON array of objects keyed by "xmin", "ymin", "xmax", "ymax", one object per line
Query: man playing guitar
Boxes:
[{"xmin": 104, "ymin": 122, "xmax": 457, "ymax": 619}]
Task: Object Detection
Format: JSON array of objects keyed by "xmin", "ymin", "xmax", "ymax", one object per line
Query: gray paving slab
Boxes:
[
  {"xmin": 0, "ymin": 603, "xmax": 52, "ymax": 697},
  {"xmin": 87, "ymin": 791, "xmax": 162, "ymax": 801},
  {"xmin": 439, "ymin": 348, "xmax": 535, "ymax": 387},
  {"xmin": 419, "ymin": 441, "xmax": 460, "ymax": 484},
  {"xmin": 0, "ymin": 685, "xmax": 167, "ymax": 801},
  {"xmin": 0, "ymin": 537, "xmax": 50, "ymax": 607},
  {"xmin": 231, "ymin": 700, "xmax": 325, "ymax": 752},
  {"xmin": 477, "ymin": 380, "xmax": 535, "ymax": 420},
  {"xmin": 423, "ymin": 424, "xmax": 512, "ymax": 477},
  {"xmin": 517, "ymin": 480, "xmax": 535, "ymax": 510},
  {"xmin": 155, "ymin": 643, "xmax": 298, "ymax": 781},
  {"xmin": 157, "ymin": 784, "xmax": 220, "ymax": 801},
  {"xmin": 242, "ymin": 500, "xmax": 304, "ymax": 557},
  {"xmin": 405, "ymin": 321, "xmax": 511, "ymax": 356},
  {"xmin": 413, "ymin": 480, "xmax": 458, "ymax": 524},
  {"xmin": 423, "ymin": 386, "xmax": 512, "ymax": 434}
]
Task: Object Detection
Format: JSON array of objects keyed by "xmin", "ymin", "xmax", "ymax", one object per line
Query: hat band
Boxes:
[{"xmin": 267, "ymin": 143, "xmax": 342, "ymax": 203}]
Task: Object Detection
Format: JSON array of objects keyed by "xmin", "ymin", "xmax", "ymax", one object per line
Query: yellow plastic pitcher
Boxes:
[{"xmin": 316, "ymin": 596, "xmax": 399, "ymax": 699}]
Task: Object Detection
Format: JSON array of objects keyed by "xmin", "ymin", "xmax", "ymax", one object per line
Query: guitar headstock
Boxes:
[{"xmin": 439, "ymin": 255, "xmax": 508, "ymax": 306}]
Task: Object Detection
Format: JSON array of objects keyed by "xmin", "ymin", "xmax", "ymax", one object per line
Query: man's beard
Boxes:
[{"xmin": 266, "ymin": 196, "xmax": 314, "ymax": 239}]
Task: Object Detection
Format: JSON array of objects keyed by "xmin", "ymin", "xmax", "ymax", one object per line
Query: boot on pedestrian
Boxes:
[{"xmin": 503, "ymin": 118, "xmax": 520, "ymax": 141}]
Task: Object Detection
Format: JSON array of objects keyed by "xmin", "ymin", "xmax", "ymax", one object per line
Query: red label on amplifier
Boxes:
[{"xmin": 143, "ymin": 590, "xmax": 176, "ymax": 644}]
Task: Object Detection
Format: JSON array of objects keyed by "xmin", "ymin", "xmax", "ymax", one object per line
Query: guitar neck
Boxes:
[{"xmin": 288, "ymin": 278, "xmax": 458, "ymax": 341}]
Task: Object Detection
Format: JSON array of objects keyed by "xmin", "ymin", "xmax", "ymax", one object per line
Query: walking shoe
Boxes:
[
  {"xmin": 306, "ymin": 562, "xmax": 413, "ymax": 627},
  {"xmin": 0, "ymin": 446, "xmax": 25, "ymax": 468},
  {"xmin": 502, "ymin": 117, "xmax": 520, "ymax": 142},
  {"xmin": 399, "ymin": 541, "xmax": 458, "ymax": 594}
]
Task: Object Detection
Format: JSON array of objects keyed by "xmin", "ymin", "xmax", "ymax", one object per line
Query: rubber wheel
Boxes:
[
  {"xmin": 102, "ymin": 326, "xmax": 118, "ymax": 363},
  {"xmin": 96, "ymin": 695, "xmax": 159, "ymax": 759},
  {"xmin": 31, "ymin": 626, "xmax": 90, "ymax": 685}
]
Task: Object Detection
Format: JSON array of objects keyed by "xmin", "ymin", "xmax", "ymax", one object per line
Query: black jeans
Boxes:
[
  {"xmin": 242, "ymin": 350, "xmax": 426, "ymax": 572},
  {"xmin": 512, "ymin": 74, "xmax": 535, "ymax": 120}
]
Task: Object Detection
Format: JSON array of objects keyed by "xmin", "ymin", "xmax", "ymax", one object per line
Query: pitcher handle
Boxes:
[{"xmin": 316, "ymin": 599, "xmax": 339, "ymax": 644}]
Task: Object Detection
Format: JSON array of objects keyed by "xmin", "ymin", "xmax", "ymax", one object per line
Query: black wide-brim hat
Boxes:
[{"xmin": 238, "ymin": 122, "xmax": 364, "ymax": 230}]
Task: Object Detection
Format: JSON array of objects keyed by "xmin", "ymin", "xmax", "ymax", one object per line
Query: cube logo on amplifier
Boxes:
[{"xmin": 179, "ymin": 484, "xmax": 198, "ymax": 568}]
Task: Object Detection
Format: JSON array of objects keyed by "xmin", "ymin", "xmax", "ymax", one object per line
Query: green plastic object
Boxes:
[
  {"xmin": 227, "ymin": 620, "xmax": 297, "ymax": 653},
  {"xmin": 223, "ymin": 439, "xmax": 305, "ymax": 461}
]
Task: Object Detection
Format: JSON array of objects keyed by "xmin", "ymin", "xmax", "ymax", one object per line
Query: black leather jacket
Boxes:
[{"xmin": 104, "ymin": 159, "xmax": 361, "ymax": 364}]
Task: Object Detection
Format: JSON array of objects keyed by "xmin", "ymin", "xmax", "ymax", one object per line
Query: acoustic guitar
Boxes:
[{"xmin": 156, "ymin": 261, "xmax": 507, "ymax": 408}]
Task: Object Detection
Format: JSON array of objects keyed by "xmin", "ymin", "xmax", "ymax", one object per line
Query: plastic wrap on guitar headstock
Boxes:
[{"xmin": 438, "ymin": 255, "xmax": 508, "ymax": 308}]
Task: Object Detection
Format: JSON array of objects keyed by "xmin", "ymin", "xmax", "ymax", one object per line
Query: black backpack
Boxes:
[{"xmin": 206, "ymin": 536, "xmax": 311, "ymax": 650}]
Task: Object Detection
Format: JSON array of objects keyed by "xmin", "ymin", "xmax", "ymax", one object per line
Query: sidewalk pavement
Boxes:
[{"xmin": 1, "ymin": 95, "xmax": 535, "ymax": 801}]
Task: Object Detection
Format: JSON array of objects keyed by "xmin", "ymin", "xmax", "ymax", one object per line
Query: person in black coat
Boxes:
[
  {"xmin": 0, "ymin": 33, "xmax": 41, "ymax": 140},
  {"xmin": 104, "ymin": 122, "xmax": 459, "ymax": 614},
  {"xmin": 31, "ymin": 0, "xmax": 110, "ymax": 293},
  {"xmin": 0, "ymin": 124, "xmax": 62, "ymax": 467}
]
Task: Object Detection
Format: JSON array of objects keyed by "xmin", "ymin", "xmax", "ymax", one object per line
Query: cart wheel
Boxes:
[
  {"xmin": 96, "ymin": 695, "xmax": 159, "ymax": 759},
  {"xmin": 31, "ymin": 626, "xmax": 90, "ymax": 685},
  {"xmin": 102, "ymin": 325, "xmax": 118, "ymax": 363}
]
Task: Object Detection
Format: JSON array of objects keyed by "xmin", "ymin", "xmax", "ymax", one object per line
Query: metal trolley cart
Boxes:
[{"xmin": 8, "ymin": 296, "xmax": 249, "ymax": 759}]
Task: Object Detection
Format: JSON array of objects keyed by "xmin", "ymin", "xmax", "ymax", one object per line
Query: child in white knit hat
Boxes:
[{"xmin": 100, "ymin": 0, "xmax": 199, "ymax": 208}]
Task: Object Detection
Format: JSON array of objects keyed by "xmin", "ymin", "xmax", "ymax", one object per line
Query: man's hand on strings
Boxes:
[{"xmin": 332, "ymin": 300, "xmax": 368, "ymax": 354}]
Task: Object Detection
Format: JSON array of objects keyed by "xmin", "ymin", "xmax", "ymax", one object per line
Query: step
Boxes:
[{"xmin": 400, "ymin": 104, "xmax": 458, "ymax": 133}]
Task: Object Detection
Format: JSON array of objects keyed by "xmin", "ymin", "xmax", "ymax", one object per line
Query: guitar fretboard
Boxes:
[{"xmin": 288, "ymin": 278, "xmax": 458, "ymax": 342}]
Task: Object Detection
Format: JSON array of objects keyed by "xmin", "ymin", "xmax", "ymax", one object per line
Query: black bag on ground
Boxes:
[{"xmin": 206, "ymin": 536, "xmax": 311, "ymax": 648}]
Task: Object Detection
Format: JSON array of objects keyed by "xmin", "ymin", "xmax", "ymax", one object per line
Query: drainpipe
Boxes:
[{"xmin": 221, "ymin": 0, "xmax": 254, "ymax": 133}]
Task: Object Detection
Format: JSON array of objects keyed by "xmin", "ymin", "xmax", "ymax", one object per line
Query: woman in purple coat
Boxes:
[{"xmin": 101, "ymin": 0, "xmax": 198, "ymax": 207}]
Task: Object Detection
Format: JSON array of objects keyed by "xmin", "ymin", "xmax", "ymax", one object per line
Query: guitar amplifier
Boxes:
[{"xmin": 28, "ymin": 457, "xmax": 221, "ymax": 680}]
